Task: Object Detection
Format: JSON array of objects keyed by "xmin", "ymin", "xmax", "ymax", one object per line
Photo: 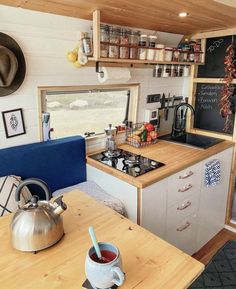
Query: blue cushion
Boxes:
[{"xmin": 0, "ymin": 136, "xmax": 86, "ymax": 198}]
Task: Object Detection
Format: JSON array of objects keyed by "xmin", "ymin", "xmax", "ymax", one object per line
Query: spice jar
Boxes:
[
  {"xmin": 109, "ymin": 26, "xmax": 120, "ymax": 58},
  {"xmin": 155, "ymin": 44, "xmax": 165, "ymax": 61},
  {"xmin": 139, "ymin": 34, "xmax": 147, "ymax": 60},
  {"xmin": 178, "ymin": 65, "xmax": 184, "ymax": 77},
  {"xmin": 164, "ymin": 47, "xmax": 173, "ymax": 61},
  {"xmin": 153, "ymin": 64, "xmax": 164, "ymax": 77},
  {"xmin": 171, "ymin": 65, "xmax": 178, "ymax": 77},
  {"xmin": 163, "ymin": 64, "xmax": 171, "ymax": 77},
  {"xmin": 147, "ymin": 35, "xmax": 157, "ymax": 61},
  {"xmin": 194, "ymin": 40, "xmax": 201, "ymax": 63},
  {"xmin": 100, "ymin": 24, "xmax": 109, "ymax": 58},
  {"xmin": 172, "ymin": 48, "xmax": 180, "ymax": 62},
  {"xmin": 188, "ymin": 41, "xmax": 195, "ymax": 62},
  {"xmin": 81, "ymin": 32, "xmax": 93, "ymax": 56},
  {"xmin": 183, "ymin": 65, "xmax": 190, "ymax": 77},
  {"xmin": 129, "ymin": 31, "xmax": 140, "ymax": 59},
  {"xmin": 120, "ymin": 28, "xmax": 130, "ymax": 59}
]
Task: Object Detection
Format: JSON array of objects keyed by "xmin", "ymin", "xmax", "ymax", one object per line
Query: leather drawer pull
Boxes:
[
  {"xmin": 179, "ymin": 171, "xmax": 194, "ymax": 179},
  {"xmin": 176, "ymin": 221, "xmax": 191, "ymax": 232},
  {"xmin": 178, "ymin": 184, "xmax": 192, "ymax": 192},
  {"xmin": 177, "ymin": 201, "xmax": 191, "ymax": 211}
]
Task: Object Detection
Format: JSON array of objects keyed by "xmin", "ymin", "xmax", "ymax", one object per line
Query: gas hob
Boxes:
[{"xmin": 89, "ymin": 149, "xmax": 165, "ymax": 177}]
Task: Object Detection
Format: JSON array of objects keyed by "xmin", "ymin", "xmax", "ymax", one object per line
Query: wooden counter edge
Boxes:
[{"xmin": 86, "ymin": 140, "xmax": 234, "ymax": 189}]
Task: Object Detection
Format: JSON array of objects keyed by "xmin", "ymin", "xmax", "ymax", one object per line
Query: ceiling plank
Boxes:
[{"xmin": 0, "ymin": 0, "xmax": 236, "ymax": 34}]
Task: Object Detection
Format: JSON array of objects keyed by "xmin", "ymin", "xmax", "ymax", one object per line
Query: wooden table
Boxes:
[{"xmin": 0, "ymin": 190, "xmax": 204, "ymax": 289}]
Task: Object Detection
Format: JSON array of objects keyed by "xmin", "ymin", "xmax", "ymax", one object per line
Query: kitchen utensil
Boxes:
[
  {"xmin": 10, "ymin": 178, "xmax": 67, "ymax": 252},
  {"xmin": 89, "ymin": 226, "xmax": 103, "ymax": 260},
  {"xmin": 104, "ymin": 124, "xmax": 117, "ymax": 154},
  {"xmin": 165, "ymin": 93, "xmax": 171, "ymax": 121}
]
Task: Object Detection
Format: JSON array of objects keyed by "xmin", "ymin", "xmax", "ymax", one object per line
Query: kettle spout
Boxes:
[{"xmin": 53, "ymin": 196, "xmax": 67, "ymax": 215}]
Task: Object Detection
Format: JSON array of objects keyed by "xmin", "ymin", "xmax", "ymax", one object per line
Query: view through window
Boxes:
[{"xmin": 45, "ymin": 89, "xmax": 130, "ymax": 138}]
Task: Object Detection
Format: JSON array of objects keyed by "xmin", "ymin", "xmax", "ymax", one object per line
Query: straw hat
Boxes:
[{"xmin": 0, "ymin": 33, "xmax": 26, "ymax": 97}]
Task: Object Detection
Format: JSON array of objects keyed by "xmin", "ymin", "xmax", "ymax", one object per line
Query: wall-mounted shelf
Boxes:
[
  {"xmin": 88, "ymin": 57, "xmax": 203, "ymax": 66},
  {"xmin": 90, "ymin": 10, "xmax": 205, "ymax": 68}
]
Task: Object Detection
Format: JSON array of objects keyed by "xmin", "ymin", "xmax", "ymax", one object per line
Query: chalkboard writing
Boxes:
[
  {"xmin": 194, "ymin": 83, "xmax": 236, "ymax": 134},
  {"xmin": 198, "ymin": 35, "xmax": 236, "ymax": 78}
]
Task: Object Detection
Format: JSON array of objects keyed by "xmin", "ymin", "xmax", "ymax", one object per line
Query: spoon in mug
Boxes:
[{"xmin": 88, "ymin": 226, "xmax": 109, "ymax": 263}]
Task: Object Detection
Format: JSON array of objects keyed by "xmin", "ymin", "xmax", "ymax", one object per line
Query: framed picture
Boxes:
[{"xmin": 2, "ymin": 108, "xmax": 26, "ymax": 138}]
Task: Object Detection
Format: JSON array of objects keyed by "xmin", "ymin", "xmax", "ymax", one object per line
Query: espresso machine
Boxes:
[{"xmin": 104, "ymin": 124, "xmax": 118, "ymax": 157}]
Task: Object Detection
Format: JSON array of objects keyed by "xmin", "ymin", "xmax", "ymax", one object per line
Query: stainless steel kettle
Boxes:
[{"xmin": 10, "ymin": 178, "xmax": 67, "ymax": 252}]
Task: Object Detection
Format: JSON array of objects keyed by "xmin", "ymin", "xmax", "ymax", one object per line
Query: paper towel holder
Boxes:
[{"xmin": 96, "ymin": 61, "xmax": 104, "ymax": 78}]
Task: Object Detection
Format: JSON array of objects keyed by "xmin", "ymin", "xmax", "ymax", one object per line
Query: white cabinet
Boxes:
[
  {"xmin": 140, "ymin": 179, "xmax": 167, "ymax": 239},
  {"xmin": 87, "ymin": 164, "xmax": 138, "ymax": 223},
  {"xmin": 196, "ymin": 147, "xmax": 233, "ymax": 251},
  {"xmin": 87, "ymin": 147, "xmax": 233, "ymax": 255}
]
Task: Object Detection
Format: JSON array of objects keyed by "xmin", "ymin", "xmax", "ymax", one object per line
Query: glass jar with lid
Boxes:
[
  {"xmin": 164, "ymin": 47, "xmax": 173, "ymax": 62},
  {"xmin": 147, "ymin": 35, "xmax": 157, "ymax": 61},
  {"xmin": 139, "ymin": 34, "xmax": 147, "ymax": 60},
  {"xmin": 100, "ymin": 24, "xmax": 109, "ymax": 58},
  {"xmin": 81, "ymin": 32, "xmax": 93, "ymax": 56},
  {"xmin": 172, "ymin": 48, "xmax": 180, "ymax": 62},
  {"xmin": 108, "ymin": 26, "xmax": 120, "ymax": 58},
  {"xmin": 129, "ymin": 30, "xmax": 140, "ymax": 59},
  {"xmin": 155, "ymin": 44, "xmax": 165, "ymax": 61},
  {"xmin": 120, "ymin": 28, "xmax": 130, "ymax": 59}
]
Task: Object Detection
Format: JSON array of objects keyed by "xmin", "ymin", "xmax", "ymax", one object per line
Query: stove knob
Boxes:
[
  {"xmin": 151, "ymin": 161, "xmax": 157, "ymax": 167},
  {"xmin": 134, "ymin": 166, "xmax": 141, "ymax": 173}
]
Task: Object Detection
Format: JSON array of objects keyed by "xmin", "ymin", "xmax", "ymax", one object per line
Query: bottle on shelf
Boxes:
[
  {"xmin": 155, "ymin": 44, "xmax": 165, "ymax": 61},
  {"xmin": 164, "ymin": 47, "xmax": 173, "ymax": 61},
  {"xmin": 108, "ymin": 26, "xmax": 120, "ymax": 58},
  {"xmin": 193, "ymin": 40, "xmax": 201, "ymax": 63},
  {"xmin": 147, "ymin": 35, "xmax": 157, "ymax": 61},
  {"xmin": 129, "ymin": 31, "xmax": 140, "ymax": 59},
  {"xmin": 100, "ymin": 24, "xmax": 109, "ymax": 58},
  {"xmin": 120, "ymin": 28, "xmax": 130, "ymax": 59},
  {"xmin": 139, "ymin": 34, "xmax": 148, "ymax": 60},
  {"xmin": 81, "ymin": 32, "xmax": 93, "ymax": 56}
]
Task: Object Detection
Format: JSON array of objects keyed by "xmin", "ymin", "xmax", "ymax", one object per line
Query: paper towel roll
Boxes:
[{"xmin": 98, "ymin": 67, "xmax": 131, "ymax": 84}]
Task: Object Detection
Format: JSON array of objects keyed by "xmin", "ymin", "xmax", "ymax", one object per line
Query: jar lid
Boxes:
[
  {"xmin": 165, "ymin": 47, "xmax": 173, "ymax": 50},
  {"xmin": 149, "ymin": 35, "xmax": 157, "ymax": 39},
  {"xmin": 140, "ymin": 34, "xmax": 147, "ymax": 37},
  {"xmin": 156, "ymin": 44, "xmax": 165, "ymax": 47}
]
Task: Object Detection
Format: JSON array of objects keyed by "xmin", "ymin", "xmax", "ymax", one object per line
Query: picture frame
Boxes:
[{"xmin": 2, "ymin": 108, "xmax": 26, "ymax": 138}]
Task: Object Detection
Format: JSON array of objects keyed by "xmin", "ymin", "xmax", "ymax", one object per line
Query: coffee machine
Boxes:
[{"xmin": 104, "ymin": 124, "xmax": 117, "ymax": 156}]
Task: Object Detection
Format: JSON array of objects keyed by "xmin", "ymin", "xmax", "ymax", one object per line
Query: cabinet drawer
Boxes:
[
  {"xmin": 166, "ymin": 193, "xmax": 199, "ymax": 230},
  {"xmin": 165, "ymin": 213, "xmax": 198, "ymax": 255},
  {"xmin": 168, "ymin": 163, "xmax": 201, "ymax": 206}
]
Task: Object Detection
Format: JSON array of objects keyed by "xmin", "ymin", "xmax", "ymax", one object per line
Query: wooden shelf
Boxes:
[
  {"xmin": 88, "ymin": 57, "xmax": 203, "ymax": 66},
  {"xmin": 91, "ymin": 10, "xmax": 205, "ymax": 68}
]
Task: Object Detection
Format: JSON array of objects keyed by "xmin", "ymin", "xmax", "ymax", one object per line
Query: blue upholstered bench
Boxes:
[{"xmin": 0, "ymin": 136, "xmax": 127, "ymax": 216}]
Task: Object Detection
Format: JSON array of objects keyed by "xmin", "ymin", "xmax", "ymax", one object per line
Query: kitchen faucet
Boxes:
[{"xmin": 171, "ymin": 103, "xmax": 195, "ymax": 137}]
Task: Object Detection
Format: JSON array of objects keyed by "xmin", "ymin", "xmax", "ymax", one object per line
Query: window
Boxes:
[{"xmin": 40, "ymin": 85, "xmax": 138, "ymax": 139}]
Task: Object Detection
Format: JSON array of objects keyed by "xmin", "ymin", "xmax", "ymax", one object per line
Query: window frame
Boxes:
[{"xmin": 38, "ymin": 83, "xmax": 139, "ymax": 141}]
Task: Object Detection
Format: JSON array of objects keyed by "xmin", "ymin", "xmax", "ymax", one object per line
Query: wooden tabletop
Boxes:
[
  {"xmin": 87, "ymin": 140, "xmax": 234, "ymax": 188},
  {"xmin": 0, "ymin": 190, "xmax": 204, "ymax": 289}
]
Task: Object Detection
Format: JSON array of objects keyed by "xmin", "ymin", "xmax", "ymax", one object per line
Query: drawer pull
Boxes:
[
  {"xmin": 177, "ymin": 201, "xmax": 191, "ymax": 211},
  {"xmin": 176, "ymin": 221, "xmax": 191, "ymax": 232},
  {"xmin": 178, "ymin": 184, "xmax": 192, "ymax": 192},
  {"xmin": 179, "ymin": 171, "xmax": 194, "ymax": 179}
]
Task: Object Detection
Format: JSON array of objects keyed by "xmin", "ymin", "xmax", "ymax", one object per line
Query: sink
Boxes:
[{"xmin": 158, "ymin": 133, "xmax": 224, "ymax": 149}]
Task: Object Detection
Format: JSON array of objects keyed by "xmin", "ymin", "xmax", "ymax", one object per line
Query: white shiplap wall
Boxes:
[{"xmin": 0, "ymin": 5, "xmax": 188, "ymax": 149}]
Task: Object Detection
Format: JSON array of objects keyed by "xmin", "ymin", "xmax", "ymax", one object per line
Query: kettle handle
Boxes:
[{"xmin": 15, "ymin": 178, "xmax": 51, "ymax": 202}]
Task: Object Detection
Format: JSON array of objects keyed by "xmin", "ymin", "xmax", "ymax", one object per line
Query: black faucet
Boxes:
[{"xmin": 171, "ymin": 103, "xmax": 195, "ymax": 137}]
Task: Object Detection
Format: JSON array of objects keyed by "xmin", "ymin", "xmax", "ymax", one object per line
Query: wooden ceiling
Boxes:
[{"xmin": 1, "ymin": 0, "xmax": 236, "ymax": 35}]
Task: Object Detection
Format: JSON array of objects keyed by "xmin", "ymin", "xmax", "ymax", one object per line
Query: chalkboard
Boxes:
[
  {"xmin": 198, "ymin": 35, "xmax": 236, "ymax": 78},
  {"xmin": 194, "ymin": 83, "xmax": 236, "ymax": 135}
]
